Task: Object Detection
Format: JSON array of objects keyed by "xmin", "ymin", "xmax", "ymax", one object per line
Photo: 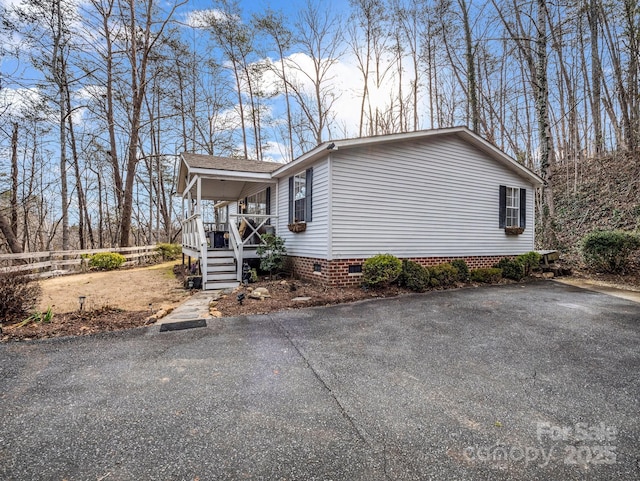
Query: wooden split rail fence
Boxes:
[{"xmin": 0, "ymin": 245, "xmax": 159, "ymax": 278}]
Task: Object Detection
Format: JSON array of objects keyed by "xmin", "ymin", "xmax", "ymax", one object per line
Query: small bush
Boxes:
[
  {"xmin": 16, "ymin": 307, "xmax": 54, "ymax": 328},
  {"xmin": 428, "ymin": 263, "xmax": 459, "ymax": 287},
  {"xmin": 470, "ymin": 267, "xmax": 503, "ymax": 283},
  {"xmin": 89, "ymin": 252, "xmax": 126, "ymax": 271},
  {"xmin": 0, "ymin": 272, "xmax": 42, "ymax": 322},
  {"xmin": 363, "ymin": 254, "xmax": 402, "ymax": 287},
  {"xmin": 256, "ymin": 234, "xmax": 287, "ymax": 279},
  {"xmin": 516, "ymin": 251, "xmax": 542, "ymax": 276},
  {"xmin": 494, "ymin": 258, "xmax": 525, "ymax": 281},
  {"xmin": 450, "ymin": 259, "xmax": 470, "ymax": 282},
  {"xmin": 581, "ymin": 230, "xmax": 640, "ymax": 273},
  {"xmin": 156, "ymin": 243, "xmax": 181, "ymax": 261},
  {"xmin": 399, "ymin": 260, "xmax": 430, "ymax": 292}
]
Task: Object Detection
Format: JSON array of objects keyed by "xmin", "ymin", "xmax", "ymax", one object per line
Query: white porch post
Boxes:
[{"xmin": 196, "ymin": 177, "xmax": 202, "ymax": 214}]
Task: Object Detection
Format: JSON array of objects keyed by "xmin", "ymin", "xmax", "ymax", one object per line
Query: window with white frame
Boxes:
[
  {"xmin": 294, "ymin": 172, "xmax": 306, "ymax": 221},
  {"xmin": 506, "ymin": 187, "xmax": 520, "ymax": 227},
  {"xmin": 288, "ymin": 168, "xmax": 313, "ymax": 224},
  {"xmin": 499, "ymin": 185, "xmax": 526, "ymax": 231},
  {"xmin": 246, "ymin": 190, "xmax": 267, "ymax": 217}
]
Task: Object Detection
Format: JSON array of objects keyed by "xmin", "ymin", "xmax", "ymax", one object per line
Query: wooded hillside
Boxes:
[{"xmin": 552, "ymin": 151, "xmax": 640, "ymax": 258}]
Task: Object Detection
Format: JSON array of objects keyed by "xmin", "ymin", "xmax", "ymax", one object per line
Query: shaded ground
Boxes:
[{"xmin": 1, "ymin": 282, "xmax": 638, "ymax": 480}]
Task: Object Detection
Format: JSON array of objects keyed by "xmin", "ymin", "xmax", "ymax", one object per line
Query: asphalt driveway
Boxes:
[{"xmin": 1, "ymin": 281, "xmax": 639, "ymax": 480}]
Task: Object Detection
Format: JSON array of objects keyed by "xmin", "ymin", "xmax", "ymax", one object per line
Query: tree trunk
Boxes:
[
  {"xmin": 588, "ymin": 0, "xmax": 604, "ymax": 154},
  {"xmin": 459, "ymin": 0, "xmax": 479, "ymax": 132},
  {"xmin": 0, "ymin": 213, "xmax": 22, "ymax": 254},
  {"xmin": 536, "ymin": 0, "xmax": 556, "ymax": 245},
  {"xmin": 10, "ymin": 123, "xmax": 19, "ymax": 239}
]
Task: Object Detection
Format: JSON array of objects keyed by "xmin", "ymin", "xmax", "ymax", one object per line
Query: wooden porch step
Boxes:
[
  {"xmin": 207, "ymin": 257, "xmax": 235, "ymax": 265},
  {"xmin": 205, "ymin": 280, "xmax": 239, "ymax": 290},
  {"xmin": 207, "ymin": 249, "xmax": 234, "ymax": 257},
  {"xmin": 207, "ymin": 271, "xmax": 237, "ymax": 281},
  {"xmin": 208, "ymin": 263, "xmax": 236, "ymax": 273}
]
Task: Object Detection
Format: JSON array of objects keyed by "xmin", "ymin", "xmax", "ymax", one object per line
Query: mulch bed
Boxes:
[
  {"xmin": 215, "ymin": 279, "xmax": 431, "ymax": 317},
  {"xmin": 2, "ymin": 308, "xmax": 150, "ymax": 342}
]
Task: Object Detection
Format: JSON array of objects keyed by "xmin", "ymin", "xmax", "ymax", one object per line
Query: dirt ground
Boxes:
[{"xmin": 38, "ymin": 261, "xmax": 189, "ymax": 313}]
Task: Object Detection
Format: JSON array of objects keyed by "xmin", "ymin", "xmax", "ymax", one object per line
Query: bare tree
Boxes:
[
  {"xmin": 288, "ymin": 0, "xmax": 343, "ymax": 146},
  {"xmin": 119, "ymin": 0, "xmax": 184, "ymax": 247},
  {"xmin": 205, "ymin": 1, "xmax": 260, "ymax": 159},
  {"xmin": 254, "ymin": 10, "xmax": 295, "ymax": 161}
]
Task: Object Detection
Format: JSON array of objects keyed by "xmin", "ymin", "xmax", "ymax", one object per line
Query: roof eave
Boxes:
[{"xmin": 189, "ymin": 167, "xmax": 275, "ymax": 182}]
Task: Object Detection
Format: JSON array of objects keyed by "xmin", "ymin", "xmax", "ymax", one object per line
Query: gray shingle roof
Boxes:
[{"xmin": 182, "ymin": 153, "xmax": 282, "ymax": 173}]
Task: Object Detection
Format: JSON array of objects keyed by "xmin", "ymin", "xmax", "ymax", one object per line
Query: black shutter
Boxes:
[
  {"xmin": 519, "ymin": 188, "xmax": 526, "ymax": 229},
  {"xmin": 498, "ymin": 185, "xmax": 506, "ymax": 228},
  {"xmin": 288, "ymin": 176, "xmax": 294, "ymax": 224},
  {"xmin": 305, "ymin": 168, "xmax": 313, "ymax": 222}
]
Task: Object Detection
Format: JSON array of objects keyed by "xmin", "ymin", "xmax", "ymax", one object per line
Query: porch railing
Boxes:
[
  {"xmin": 181, "ymin": 213, "xmax": 208, "ymax": 286},
  {"xmin": 228, "ymin": 214, "xmax": 278, "ymax": 281},
  {"xmin": 182, "ymin": 213, "xmax": 278, "ymax": 284}
]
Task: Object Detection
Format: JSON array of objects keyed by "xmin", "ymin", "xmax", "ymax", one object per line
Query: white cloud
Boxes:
[
  {"xmin": 74, "ymin": 85, "xmax": 106, "ymax": 102},
  {"xmin": 262, "ymin": 140, "xmax": 288, "ymax": 164},
  {"xmin": 0, "ymin": 87, "xmax": 46, "ymax": 118},
  {"xmin": 0, "ymin": 0, "xmax": 22, "ymax": 9},
  {"xmin": 183, "ymin": 8, "xmax": 237, "ymax": 29},
  {"xmin": 257, "ymin": 51, "xmax": 416, "ymax": 138}
]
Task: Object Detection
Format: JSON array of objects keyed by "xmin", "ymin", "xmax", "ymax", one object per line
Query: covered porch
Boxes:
[{"xmin": 177, "ymin": 154, "xmax": 282, "ymax": 289}]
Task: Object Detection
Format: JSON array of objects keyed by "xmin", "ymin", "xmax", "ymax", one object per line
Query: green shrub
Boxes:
[
  {"xmin": 450, "ymin": 259, "xmax": 470, "ymax": 282},
  {"xmin": 363, "ymin": 254, "xmax": 402, "ymax": 287},
  {"xmin": 156, "ymin": 243, "xmax": 181, "ymax": 261},
  {"xmin": 0, "ymin": 272, "xmax": 42, "ymax": 322},
  {"xmin": 89, "ymin": 252, "xmax": 126, "ymax": 271},
  {"xmin": 516, "ymin": 251, "xmax": 542, "ymax": 276},
  {"xmin": 470, "ymin": 267, "xmax": 503, "ymax": 283},
  {"xmin": 581, "ymin": 230, "xmax": 640, "ymax": 273},
  {"xmin": 494, "ymin": 258, "xmax": 525, "ymax": 281},
  {"xmin": 428, "ymin": 263, "xmax": 459, "ymax": 287},
  {"xmin": 256, "ymin": 234, "xmax": 287, "ymax": 279},
  {"xmin": 399, "ymin": 260, "xmax": 430, "ymax": 292}
]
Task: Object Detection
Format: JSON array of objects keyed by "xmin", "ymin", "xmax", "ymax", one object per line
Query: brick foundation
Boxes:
[{"xmin": 286, "ymin": 255, "xmax": 515, "ymax": 287}]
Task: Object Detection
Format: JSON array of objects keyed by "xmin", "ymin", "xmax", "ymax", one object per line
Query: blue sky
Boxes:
[{"xmin": 184, "ymin": 0, "xmax": 351, "ymax": 18}]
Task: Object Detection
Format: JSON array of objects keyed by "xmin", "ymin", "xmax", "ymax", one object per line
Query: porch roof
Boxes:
[
  {"xmin": 177, "ymin": 154, "xmax": 282, "ymax": 201},
  {"xmin": 182, "ymin": 153, "xmax": 283, "ymax": 174}
]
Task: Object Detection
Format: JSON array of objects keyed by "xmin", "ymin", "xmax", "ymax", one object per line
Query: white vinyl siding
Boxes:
[
  {"xmin": 329, "ymin": 135, "xmax": 535, "ymax": 259},
  {"xmin": 276, "ymin": 159, "xmax": 330, "ymax": 258}
]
